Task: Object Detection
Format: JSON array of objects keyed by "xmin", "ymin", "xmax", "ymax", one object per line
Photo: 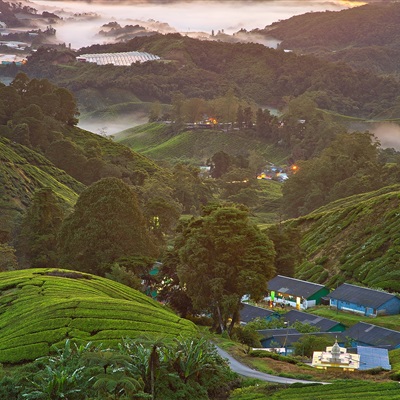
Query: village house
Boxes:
[
  {"xmin": 266, "ymin": 275, "xmax": 330, "ymax": 309},
  {"xmin": 345, "ymin": 322, "xmax": 400, "ymax": 350},
  {"xmin": 283, "ymin": 309, "xmax": 345, "ymax": 332},
  {"xmin": 327, "ymin": 283, "xmax": 400, "ymax": 316},
  {"xmin": 238, "ymin": 302, "xmax": 276, "ymax": 325}
]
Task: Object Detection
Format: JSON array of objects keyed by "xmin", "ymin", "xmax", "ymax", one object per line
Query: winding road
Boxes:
[{"xmin": 215, "ymin": 346, "xmax": 329, "ymax": 385}]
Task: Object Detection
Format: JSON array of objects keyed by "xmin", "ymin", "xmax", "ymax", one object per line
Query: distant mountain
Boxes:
[
  {"xmin": 289, "ymin": 184, "xmax": 400, "ymax": 293},
  {"xmin": 254, "ymin": 2, "xmax": 400, "ymax": 75}
]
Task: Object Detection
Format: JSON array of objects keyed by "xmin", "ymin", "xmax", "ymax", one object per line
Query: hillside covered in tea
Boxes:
[{"xmin": 0, "ymin": 268, "xmax": 197, "ymax": 364}]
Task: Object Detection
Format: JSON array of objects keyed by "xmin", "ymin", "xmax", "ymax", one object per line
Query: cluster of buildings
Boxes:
[{"xmin": 240, "ymin": 275, "xmax": 400, "ymax": 371}]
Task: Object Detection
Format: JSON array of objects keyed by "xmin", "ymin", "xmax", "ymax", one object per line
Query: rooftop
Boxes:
[
  {"xmin": 267, "ymin": 275, "xmax": 327, "ymax": 298},
  {"xmin": 327, "ymin": 283, "xmax": 399, "ymax": 309}
]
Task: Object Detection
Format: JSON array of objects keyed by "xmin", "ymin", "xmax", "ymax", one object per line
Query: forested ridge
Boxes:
[
  {"xmin": 254, "ymin": 2, "xmax": 400, "ymax": 76},
  {"xmin": 20, "ymin": 33, "xmax": 400, "ymax": 118}
]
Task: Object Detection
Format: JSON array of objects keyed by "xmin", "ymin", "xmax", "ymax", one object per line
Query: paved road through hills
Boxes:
[{"xmin": 215, "ymin": 345, "xmax": 329, "ymax": 385}]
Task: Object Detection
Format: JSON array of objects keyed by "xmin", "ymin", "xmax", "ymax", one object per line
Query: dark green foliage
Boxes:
[
  {"xmin": 18, "ymin": 187, "xmax": 64, "ymax": 268},
  {"xmin": 282, "ymin": 132, "xmax": 383, "ymax": 218},
  {"xmin": 287, "ymin": 184, "xmax": 400, "ymax": 292},
  {"xmin": 175, "ymin": 203, "xmax": 276, "ymax": 333},
  {"xmin": 231, "ymin": 326, "xmax": 262, "ymax": 348},
  {"xmin": 266, "ymin": 224, "xmax": 302, "ymax": 278},
  {"xmin": 21, "ymin": 33, "xmax": 400, "ymax": 119},
  {"xmin": 258, "ymin": 2, "xmax": 400, "ymax": 77},
  {"xmin": 0, "ymin": 244, "xmax": 19, "ymax": 271},
  {"xmin": 58, "ymin": 177, "xmax": 158, "ymax": 275},
  {"xmin": 292, "ymin": 335, "xmax": 332, "ymax": 358}
]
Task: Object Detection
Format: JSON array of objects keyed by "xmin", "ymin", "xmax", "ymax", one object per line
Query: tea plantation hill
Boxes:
[
  {"xmin": 0, "ymin": 136, "xmax": 85, "ymax": 243},
  {"xmin": 114, "ymin": 122, "xmax": 287, "ymax": 165},
  {"xmin": 0, "ymin": 268, "xmax": 197, "ymax": 364},
  {"xmin": 287, "ymin": 184, "xmax": 400, "ymax": 293}
]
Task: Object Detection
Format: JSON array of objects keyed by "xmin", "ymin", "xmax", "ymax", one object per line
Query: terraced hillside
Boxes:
[
  {"xmin": 0, "ymin": 137, "xmax": 85, "ymax": 242},
  {"xmin": 115, "ymin": 122, "xmax": 287, "ymax": 164},
  {"xmin": 0, "ymin": 268, "xmax": 197, "ymax": 364},
  {"xmin": 289, "ymin": 184, "xmax": 400, "ymax": 292}
]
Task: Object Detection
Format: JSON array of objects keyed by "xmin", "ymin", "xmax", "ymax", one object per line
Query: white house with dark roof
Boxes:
[
  {"xmin": 266, "ymin": 275, "xmax": 330, "ymax": 309},
  {"xmin": 327, "ymin": 283, "xmax": 400, "ymax": 316}
]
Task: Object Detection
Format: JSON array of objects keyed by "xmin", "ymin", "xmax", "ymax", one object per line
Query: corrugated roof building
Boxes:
[
  {"xmin": 345, "ymin": 322, "xmax": 400, "ymax": 350},
  {"xmin": 266, "ymin": 275, "xmax": 329, "ymax": 309},
  {"xmin": 283, "ymin": 310, "xmax": 345, "ymax": 332},
  {"xmin": 239, "ymin": 303, "xmax": 276, "ymax": 325},
  {"xmin": 76, "ymin": 51, "xmax": 160, "ymax": 66},
  {"xmin": 327, "ymin": 283, "xmax": 400, "ymax": 316}
]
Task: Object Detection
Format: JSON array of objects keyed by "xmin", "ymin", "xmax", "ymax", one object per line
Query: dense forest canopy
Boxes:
[
  {"xmin": 253, "ymin": 2, "xmax": 400, "ymax": 76},
  {"xmin": 19, "ymin": 33, "xmax": 400, "ymax": 119}
]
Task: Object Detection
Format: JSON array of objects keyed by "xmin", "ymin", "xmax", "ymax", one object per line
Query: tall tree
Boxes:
[
  {"xmin": 58, "ymin": 177, "xmax": 158, "ymax": 275},
  {"xmin": 282, "ymin": 131, "xmax": 383, "ymax": 217},
  {"xmin": 175, "ymin": 203, "xmax": 275, "ymax": 333},
  {"xmin": 18, "ymin": 187, "xmax": 64, "ymax": 268}
]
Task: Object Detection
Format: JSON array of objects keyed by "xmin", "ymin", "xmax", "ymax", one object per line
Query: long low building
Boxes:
[
  {"xmin": 76, "ymin": 51, "xmax": 161, "ymax": 66},
  {"xmin": 266, "ymin": 275, "xmax": 330, "ymax": 309},
  {"xmin": 327, "ymin": 283, "xmax": 400, "ymax": 316}
]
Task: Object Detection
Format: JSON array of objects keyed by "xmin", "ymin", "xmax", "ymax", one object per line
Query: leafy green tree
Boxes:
[
  {"xmin": 243, "ymin": 106, "xmax": 254, "ymax": 129},
  {"xmin": 293, "ymin": 335, "xmax": 333, "ymax": 358},
  {"xmin": 18, "ymin": 187, "xmax": 64, "ymax": 268},
  {"xmin": 157, "ymin": 250, "xmax": 194, "ymax": 318},
  {"xmin": 58, "ymin": 177, "xmax": 158, "ymax": 275},
  {"xmin": 282, "ymin": 131, "xmax": 383, "ymax": 217},
  {"xmin": 170, "ymin": 163, "xmax": 212, "ymax": 214},
  {"xmin": 175, "ymin": 203, "xmax": 276, "ymax": 333},
  {"xmin": 0, "ymin": 244, "xmax": 19, "ymax": 271},
  {"xmin": 266, "ymin": 224, "xmax": 302, "ymax": 278},
  {"xmin": 149, "ymin": 101, "xmax": 162, "ymax": 122},
  {"xmin": 209, "ymin": 151, "xmax": 231, "ymax": 179},
  {"xmin": 140, "ymin": 175, "xmax": 183, "ymax": 240},
  {"xmin": 236, "ymin": 105, "xmax": 244, "ymax": 130}
]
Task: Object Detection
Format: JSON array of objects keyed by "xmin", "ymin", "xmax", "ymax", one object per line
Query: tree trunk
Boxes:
[{"xmin": 216, "ymin": 303, "xmax": 225, "ymax": 333}]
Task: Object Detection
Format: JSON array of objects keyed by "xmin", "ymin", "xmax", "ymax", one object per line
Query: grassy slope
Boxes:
[
  {"xmin": 0, "ymin": 268, "xmax": 197, "ymax": 364},
  {"xmin": 230, "ymin": 381, "xmax": 400, "ymax": 400},
  {"xmin": 115, "ymin": 122, "xmax": 288, "ymax": 164},
  {"xmin": 0, "ymin": 137, "xmax": 85, "ymax": 240},
  {"xmin": 287, "ymin": 184, "xmax": 400, "ymax": 292}
]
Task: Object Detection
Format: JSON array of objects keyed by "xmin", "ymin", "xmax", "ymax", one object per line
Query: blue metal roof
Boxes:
[{"xmin": 357, "ymin": 346, "xmax": 391, "ymax": 370}]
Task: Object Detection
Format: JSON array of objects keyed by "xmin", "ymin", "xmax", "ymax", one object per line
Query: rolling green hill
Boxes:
[
  {"xmin": 0, "ymin": 137, "xmax": 84, "ymax": 243},
  {"xmin": 231, "ymin": 381, "xmax": 400, "ymax": 400},
  {"xmin": 288, "ymin": 184, "xmax": 400, "ymax": 292},
  {"xmin": 115, "ymin": 122, "xmax": 287, "ymax": 164},
  {"xmin": 0, "ymin": 268, "xmax": 197, "ymax": 364}
]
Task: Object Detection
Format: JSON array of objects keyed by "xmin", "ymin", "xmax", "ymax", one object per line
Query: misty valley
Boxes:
[{"xmin": 1, "ymin": 1, "xmax": 400, "ymax": 399}]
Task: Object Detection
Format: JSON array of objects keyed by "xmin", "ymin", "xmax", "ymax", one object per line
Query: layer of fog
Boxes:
[
  {"xmin": 31, "ymin": 0, "xmax": 364, "ymax": 49},
  {"xmin": 371, "ymin": 122, "xmax": 400, "ymax": 151},
  {"xmin": 78, "ymin": 112, "xmax": 149, "ymax": 136}
]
